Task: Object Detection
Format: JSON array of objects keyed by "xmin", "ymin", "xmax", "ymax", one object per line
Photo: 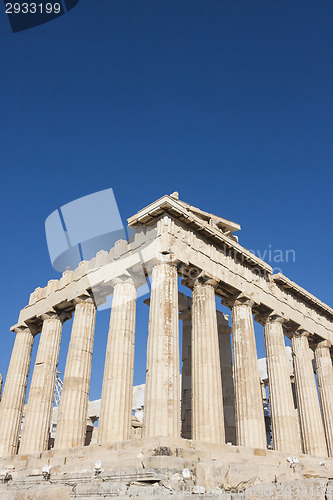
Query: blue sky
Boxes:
[{"xmin": 1, "ymin": 1, "xmax": 333, "ymax": 401}]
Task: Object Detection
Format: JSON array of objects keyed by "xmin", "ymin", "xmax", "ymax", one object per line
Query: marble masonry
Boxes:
[{"xmin": 0, "ymin": 192, "xmax": 332, "ymax": 499}]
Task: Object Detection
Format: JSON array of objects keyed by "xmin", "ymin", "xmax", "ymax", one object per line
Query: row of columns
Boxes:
[
  {"xmin": 142, "ymin": 264, "xmax": 333, "ymax": 458},
  {"xmin": 0, "ymin": 294, "xmax": 98, "ymax": 456},
  {"xmin": 0, "ymin": 261, "xmax": 333, "ymax": 460},
  {"xmin": 232, "ymin": 301, "xmax": 331, "ymax": 457}
]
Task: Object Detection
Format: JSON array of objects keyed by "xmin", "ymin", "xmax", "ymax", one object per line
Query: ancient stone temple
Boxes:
[{"xmin": 0, "ymin": 192, "xmax": 332, "ymax": 499}]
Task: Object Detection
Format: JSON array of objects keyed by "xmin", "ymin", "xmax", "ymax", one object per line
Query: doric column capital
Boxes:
[
  {"xmin": 40, "ymin": 309, "xmax": 72, "ymax": 324},
  {"xmin": 316, "ymin": 340, "xmax": 332, "ymax": 351},
  {"xmin": 222, "ymin": 293, "xmax": 256, "ymax": 310},
  {"xmin": 291, "ymin": 329, "xmax": 316, "ymax": 365},
  {"xmin": 11, "ymin": 323, "xmax": 36, "ymax": 335},
  {"xmin": 199, "ymin": 277, "xmax": 219, "ymax": 288},
  {"xmin": 185, "ymin": 272, "xmax": 219, "ymax": 291},
  {"xmin": 12, "ymin": 324, "xmax": 30, "ymax": 334},
  {"xmin": 255, "ymin": 312, "xmax": 286, "ymax": 327},
  {"xmin": 146, "ymin": 254, "xmax": 180, "ymax": 275},
  {"xmin": 73, "ymin": 292, "xmax": 96, "ymax": 306},
  {"xmin": 111, "ymin": 272, "xmax": 136, "ymax": 289},
  {"xmin": 291, "ymin": 328, "xmax": 311, "ymax": 339},
  {"xmin": 266, "ymin": 313, "xmax": 285, "ymax": 325}
]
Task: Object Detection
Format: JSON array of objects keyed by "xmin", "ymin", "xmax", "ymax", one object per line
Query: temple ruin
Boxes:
[{"xmin": 0, "ymin": 192, "xmax": 332, "ymax": 499}]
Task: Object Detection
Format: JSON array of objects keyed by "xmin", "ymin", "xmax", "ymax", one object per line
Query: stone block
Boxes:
[
  {"xmin": 46, "ymin": 280, "xmax": 59, "ymax": 296},
  {"xmin": 274, "ymin": 470, "xmax": 304, "ymax": 483},
  {"xmin": 142, "ymin": 455, "xmax": 185, "ymax": 470},
  {"xmin": 127, "ymin": 484, "xmax": 156, "ymax": 497},
  {"xmin": 223, "ymin": 464, "xmax": 277, "ymax": 490},
  {"xmin": 244, "ymin": 478, "xmax": 328, "ymax": 499},
  {"xmin": 75, "ymin": 480, "xmax": 128, "ymax": 497},
  {"xmin": 196, "ymin": 462, "xmax": 229, "ymax": 489},
  {"xmin": 26, "ymin": 456, "xmax": 44, "ymax": 469},
  {"xmin": 59, "ymin": 270, "xmax": 73, "ymax": 288},
  {"xmin": 175, "ymin": 447, "xmax": 212, "ymax": 461},
  {"xmin": 160, "ymin": 471, "xmax": 185, "ymax": 491},
  {"xmin": 0, "ymin": 485, "xmax": 71, "ymax": 500},
  {"xmin": 99, "ymin": 458, "xmax": 143, "ymax": 471}
]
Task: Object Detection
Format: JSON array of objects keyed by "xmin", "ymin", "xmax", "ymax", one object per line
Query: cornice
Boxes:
[{"xmin": 272, "ymin": 273, "xmax": 333, "ymax": 321}]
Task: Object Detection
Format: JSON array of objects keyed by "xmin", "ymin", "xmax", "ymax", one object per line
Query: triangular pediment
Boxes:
[{"xmin": 127, "ymin": 192, "xmax": 241, "ymax": 239}]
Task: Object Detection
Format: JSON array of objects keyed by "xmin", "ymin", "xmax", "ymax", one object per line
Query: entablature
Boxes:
[
  {"xmin": 272, "ymin": 273, "xmax": 333, "ymax": 321},
  {"xmin": 11, "ymin": 197, "xmax": 333, "ymax": 346}
]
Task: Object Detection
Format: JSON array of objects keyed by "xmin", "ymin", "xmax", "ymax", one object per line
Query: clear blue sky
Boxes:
[{"xmin": 1, "ymin": 1, "xmax": 332, "ymax": 401}]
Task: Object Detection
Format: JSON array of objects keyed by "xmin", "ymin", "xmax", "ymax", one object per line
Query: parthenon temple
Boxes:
[{"xmin": 0, "ymin": 192, "xmax": 332, "ymax": 499}]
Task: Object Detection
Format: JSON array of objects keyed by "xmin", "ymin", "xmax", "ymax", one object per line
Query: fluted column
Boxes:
[
  {"xmin": 291, "ymin": 331, "xmax": 327, "ymax": 456},
  {"xmin": 0, "ymin": 326, "xmax": 34, "ymax": 457},
  {"xmin": 98, "ymin": 277, "xmax": 136, "ymax": 445},
  {"xmin": 192, "ymin": 279, "xmax": 225, "ymax": 442},
  {"xmin": 180, "ymin": 309, "xmax": 192, "ymax": 439},
  {"xmin": 231, "ymin": 296, "xmax": 266, "ymax": 449},
  {"xmin": 54, "ymin": 296, "xmax": 96, "ymax": 449},
  {"xmin": 218, "ymin": 319, "xmax": 236, "ymax": 445},
  {"xmin": 263, "ymin": 315, "xmax": 301, "ymax": 453},
  {"xmin": 315, "ymin": 340, "xmax": 333, "ymax": 457},
  {"xmin": 143, "ymin": 261, "xmax": 180, "ymax": 438},
  {"xmin": 20, "ymin": 313, "xmax": 68, "ymax": 455}
]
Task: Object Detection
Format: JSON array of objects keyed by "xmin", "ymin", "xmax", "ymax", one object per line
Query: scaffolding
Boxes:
[{"xmin": 54, "ymin": 372, "xmax": 63, "ymax": 408}]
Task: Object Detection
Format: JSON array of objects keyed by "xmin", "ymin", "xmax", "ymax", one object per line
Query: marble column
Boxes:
[
  {"xmin": 143, "ymin": 262, "xmax": 180, "ymax": 438},
  {"xmin": 315, "ymin": 340, "xmax": 333, "ymax": 457},
  {"xmin": 54, "ymin": 296, "xmax": 96, "ymax": 449},
  {"xmin": 263, "ymin": 315, "xmax": 301, "ymax": 453},
  {"xmin": 20, "ymin": 312, "xmax": 67, "ymax": 455},
  {"xmin": 180, "ymin": 309, "xmax": 192, "ymax": 439},
  {"xmin": 98, "ymin": 277, "xmax": 136, "ymax": 445},
  {"xmin": 291, "ymin": 331, "xmax": 327, "ymax": 456},
  {"xmin": 192, "ymin": 279, "xmax": 225, "ymax": 442},
  {"xmin": 231, "ymin": 296, "xmax": 266, "ymax": 449},
  {"xmin": 218, "ymin": 319, "xmax": 236, "ymax": 445},
  {"xmin": 0, "ymin": 326, "xmax": 34, "ymax": 457}
]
